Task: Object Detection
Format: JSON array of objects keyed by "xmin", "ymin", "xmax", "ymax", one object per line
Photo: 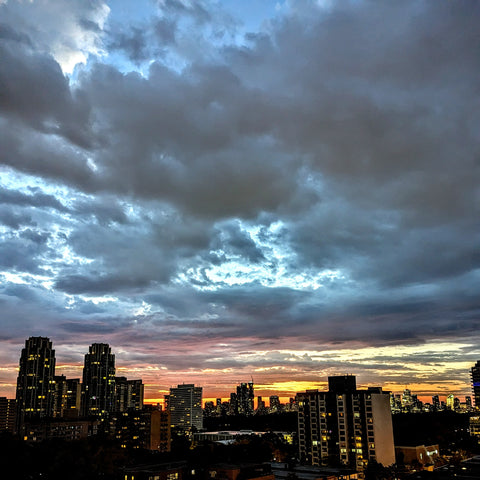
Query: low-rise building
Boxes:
[
  {"xmin": 395, "ymin": 444, "xmax": 440, "ymax": 467},
  {"xmin": 22, "ymin": 418, "xmax": 99, "ymax": 442}
]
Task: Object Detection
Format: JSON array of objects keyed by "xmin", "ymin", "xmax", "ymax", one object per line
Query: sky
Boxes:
[{"xmin": 0, "ymin": 0, "xmax": 479, "ymax": 405}]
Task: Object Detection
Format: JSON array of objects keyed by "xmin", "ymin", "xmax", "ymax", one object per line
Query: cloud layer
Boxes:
[{"xmin": 0, "ymin": 0, "xmax": 479, "ymax": 400}]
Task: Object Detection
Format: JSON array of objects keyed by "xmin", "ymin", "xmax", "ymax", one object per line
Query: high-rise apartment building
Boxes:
[
  {"xmin": 64, "ymin": 378, "xmax": 81, "ymax": 417},
  {"xmin": 81, "ymin": 343, "xmax": 116, "ymax": 420},
  {"xmin": 236, "ymin": 382, "xmax": 254, "ymax": 415},
  {"xmin": 115, "ymin": 376, "xmax": 128, "ymax": 412},
  {"xmin": 297, "ymin": 375, "xmax": 395, "ymax": 477},
  {"xmin": 269, "ymin": 395, "xmax": 281, "ymax": 413},
  {"xmin": 471, "ymin": 361, "xmax": 480, "ymax": 408},
  {"xmin": 15, "ymin": 336, "xmax": 56, "ymax": 433},
  {"xmin": 0, "ymin": 397, "xmax": 16, "ymax": 433},
  {"xmin": 168, "ymin": 384, "xmax": 203, "ymax": 431},
  {"xmin": 229, "ymin": 392, "xmax": 238, "ymax": 415},
  {"xmin": 115, "ymin": 377, "xmax": 144, "ymax": 412},
  {"xmin": 52, "ymin": 375, "xmax": 68, "ymax": 418}
]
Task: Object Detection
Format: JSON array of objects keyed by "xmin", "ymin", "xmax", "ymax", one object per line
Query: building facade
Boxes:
[
  {"xmin": 15, "ymin": 336, "xmax": 56, "ymax": 433},
  {"xmin": 297, "ymin": 375, "xmax": 395, "ymax": 477},
  {"xmin": 64, "ymin": 378, "xmax": 81, "ymax": 417},
  {"xmin": 0, "ymin": 397, "xmax": 16, "ymax": 433},
  {"xmin": 110, "ymin": 408, "xmax": 171, "ymax": 451},
  {"xmin": 81, "ymin": 343, "xmax": 116, "ymax": 420},
  {"xmin": 236, "ymin": 382, "xmax": 255, "ymax": 416},
  {"xmin": 168, "ymin": 384, "xmax": 203, "ymax": 431},
  {"xmin": 116, "ymin": 377, "xmax": 144, "ymax": 412},
  {"xmin": 471, "ymin": 361, "xmax": 480, "ymax": 408}
]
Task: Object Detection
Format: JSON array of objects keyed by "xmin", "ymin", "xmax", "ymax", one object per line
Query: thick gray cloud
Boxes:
[{"xmin": 0, "ymin": 0, "xmax": 479, "ymax": 398}]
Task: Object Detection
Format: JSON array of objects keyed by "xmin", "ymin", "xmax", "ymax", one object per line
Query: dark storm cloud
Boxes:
[
  {"xmin": 107, "ymin": 26, "xmax": 151, "ymax": 63},
  {"xmin": 71, "ymin": 197, "xmax": 128, "ymax": 225},
  {"xmin": 0, "ymin": 22, "xmax": 32, "ymax": 46},
  {"xmin": 0, "ymin": 208, "xmax": 35, "ymax": 229},
  {"xmin": 58, "ymin": 321, "xmax": 119, "ymax": 335},
  {"xmin": 0, "ymin": 187, "xmax": 67, "ymax": 211},
  {"xmin": 55, "ymin": 273, "xmax": 153, "ymax": 295},
  {"xmin": 0, "ymin": 235, "xmax": 52, "ymax": 274},
  {"xmin": 0, "ymin": 40, "xmax": 92, "ymax": 148},
  {"xmin": 210, "ymin": 221, "xmax": 265, "ymax": 263}
]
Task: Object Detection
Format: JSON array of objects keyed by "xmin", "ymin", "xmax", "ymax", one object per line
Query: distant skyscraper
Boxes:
[
  {"xmin": 229, "ymin": 392, "xmax": 238, "ymax": 415},
  {"xmin": 446, "ymin": 394, "xmax": 455, "ymax": 411},
  {"xmin": 401, "ymin": 388, "xmax": 412, "ymax": 412},
  {"xmin": 15, "ymin": 336, "xmax": 56, "ymax": 433},
  {"xmin": 236, "ymin": 382, "xmax": 254, "ymax": 415},
  {"xmin": 297, "ymin": 375, "xmax": 395, "ymax": 474},
  {"xmin": 168, "ymin": 384, "xmax": 203, "ymax": 431},
  {"xmin": 269, "ymin": 395, "xmax": 281, "ymax": 413},
  {"xmin": 81, "ymin": 343, "xmax": 116, "ymax": 420},
  {"xmin": 471, "ymin": 361, "xmax": 480, "ymax": 408}
]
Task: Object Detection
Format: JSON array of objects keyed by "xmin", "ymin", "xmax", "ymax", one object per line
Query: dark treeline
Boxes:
[{"xmin": 393, "ymin": 411, "xmax": 479, "ymax": 454}]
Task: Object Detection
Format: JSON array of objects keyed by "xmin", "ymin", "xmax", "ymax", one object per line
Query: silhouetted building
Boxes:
[
  {"xmin": 127, "ymin": 379, "xmax": 144, "ymax": 410},
  {"xmin": 168, "ymin": 384, "xmax": 202, "ymax": 431},
  {"xmin": 229, "ymin": 392, "xmax": 238, "ymax": 415},
  {"xmin": 237, "ymin": 382, "xmax": 255, "ymax": 416},
  {"xmin": 204, "ymin": 401, "xmax": 216, "ymax": 417},
  {"xmin": 216, "ymin": 398, "xmax": 224, "ymax": 416},
  {"xmin": 116, "ymin": 377, "xmax": 144, "ymax": 412},
  {"xmin": 64, "ymin": 378, "xmax": 81, "ymax": 417},
  {"xmin": 152, "ymin": 409, "xmax": 171, "ymax": 452},
  {"xmin": 471, "ymin": 361, "xmax": 480, "ymax": 408},
  {"xmin": 123, "ymin": 461, "xmax": 186, "ymax": 480},
  {"xmin": 110, "ymin": 408, "xmax": 171, "ymax": 451},
  {"xmin": 401, "ymin": 388, "xmax": 412, "ymax": 412},
  {"xmin": 22, "ymin": 418, "xmax": 99, "ymax": 442},
  {"xmin": 115, "ymin": 376, "xmax": 128, "ymax": 412},
  {"xmin": 206, "ymin": 463, "xmax": 274, "ymax": 480},
  {"xmin": 52, "ymin": 375, "xmax": 67, "ymax": 418},
  {"xmin": 297, "ymin": 375, "xmax": 395, "ymax": 476},
  {"xmin": 470, "ymin": 416, "xmax": 480, "ymax": 440},
  {"xmin": 15, "ymin": 336, "xmax": 56, "ymax": 433},
  {"xmin": 0, "ymin": 397, "xmax": 16, "ymax": 433},
  {"xmin": 257, "ymin": 396, "xmax": 266, "ymax": 413},
  {"xmin": 81, "ymin": 343, "xmax": 116, "ymax": 420},
  {"xmin": 269, "ymin": 395, "xmax": 281, "ymax": 413},
  {"xmin": 446, "ymin": 394, "xmax": 455, "ymax": 411},
  {"xmin": 395, "ymin": 444, "xmax": 440, "ymax": 467},
  {"xmin": 328, "ymin": 375, "xmax": 357, "ymax": 394}
]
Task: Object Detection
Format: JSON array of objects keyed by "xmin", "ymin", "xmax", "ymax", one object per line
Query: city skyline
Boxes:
[
  {"xmin": 2, "ymin": 336, "xmax": 476, "ymax": 405},
  {"xmin": 0, "ymin": 1, "xmax": 479, "ymax": 403}
]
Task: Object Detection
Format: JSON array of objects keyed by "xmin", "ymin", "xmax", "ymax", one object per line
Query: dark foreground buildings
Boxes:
[
  {"xmin": 13, "ymin": 337, "xmax": 157, "ymax": 447},
  {"xmin": 297, "ymin": 375, "xmax": 395, "ymax": 476}
]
